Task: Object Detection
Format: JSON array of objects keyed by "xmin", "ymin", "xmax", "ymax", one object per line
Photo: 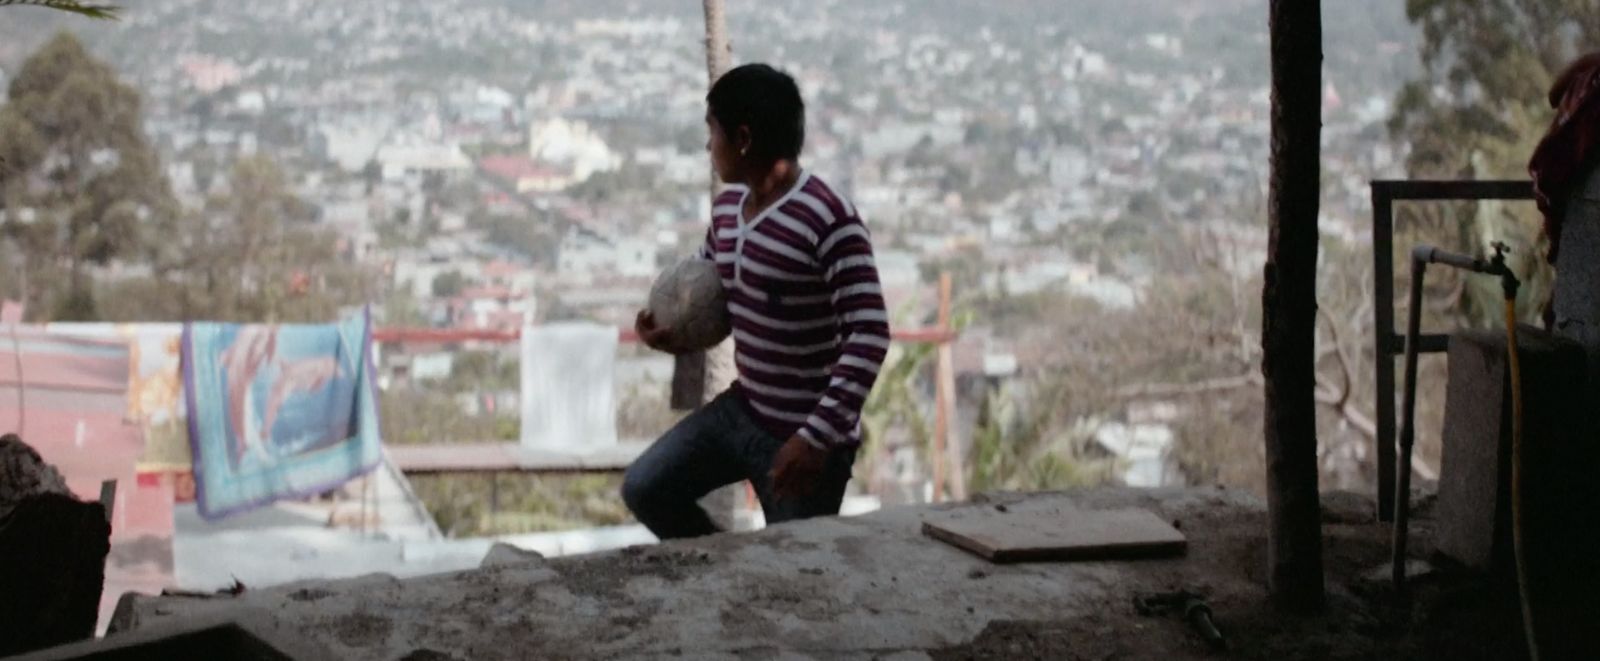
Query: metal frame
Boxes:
[{"xmin": 1370, "ymin": 179, "xmax": 1533, "ymax": 521}]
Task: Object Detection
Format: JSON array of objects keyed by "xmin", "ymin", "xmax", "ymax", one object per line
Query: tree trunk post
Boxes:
[
  {"xmin": 1262, "ymin": 0, "xmax": 1326, "ymax": 612},
  {"xmin": 701, "ymin": 0, "xmax": 733, "ymax": 95},
  {"xmin": 673, "ymin": 0, "xmax": 735, "ymax": 412},
  {"xmin": 669, "ymin": 352, "xmax": 707, "ymax": 410},
  {"xmin": 685, "ymin": 0, "xmax": 743, "ymax": 531}
]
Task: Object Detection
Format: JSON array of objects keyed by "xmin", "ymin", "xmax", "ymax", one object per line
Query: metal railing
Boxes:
[{"xmin": 1369, "ymin": 179, "xmax": 1534, "ymax": 521}]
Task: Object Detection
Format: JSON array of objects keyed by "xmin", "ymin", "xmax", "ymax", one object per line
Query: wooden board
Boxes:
[{"xmin": 922, "ymin": 507, "xmax": 1187, "ymax": 563}]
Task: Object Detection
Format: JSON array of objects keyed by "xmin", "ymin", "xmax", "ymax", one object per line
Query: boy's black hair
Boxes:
[{"xmin": 707, "ymin": 63, "xmax": 805, "ymax": 163}]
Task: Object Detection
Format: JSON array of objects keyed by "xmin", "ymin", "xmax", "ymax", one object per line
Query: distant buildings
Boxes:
[
  {"xmin": 557, "ymin": 231, "xmax": 657, "ymax": 282},
  {"xmin": 320, "ymin": 122, "xmax": 391, "ymax": 173},
  {"xmin": 57, "ymin": 0, "xmax": 1415, "ymax": 490},
  {"xmin": 177, "ymin": 54, "xmax": 242, "ymax": 93},
  {"xmin": 448, "ymin": 286, "xmax": 535, "ymax": 331},
  {"xmin": 480, "ymin": 155, "xmax": 573, "ymax": 193},
  {"xmin": 376, "ymin": 140, "xmax": 473, "ymax": 181},
  {"xmin": 528, "ymin": 118, "xmax": 621, "ymax": 182}
]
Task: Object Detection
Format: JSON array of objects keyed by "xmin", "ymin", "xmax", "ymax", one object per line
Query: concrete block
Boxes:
[
  {"xmin": 1436, "ymin": 328, "xmax": 1594, "ymax": 570},
  {"xmin": 1436, "ymin": 327, "xmax": 1600, "ymax": 658}
]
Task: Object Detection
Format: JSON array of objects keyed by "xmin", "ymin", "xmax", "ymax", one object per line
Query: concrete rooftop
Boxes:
[{"xmin": 102, "ymin": 487, "xmax": 1527, "ymax": 661}]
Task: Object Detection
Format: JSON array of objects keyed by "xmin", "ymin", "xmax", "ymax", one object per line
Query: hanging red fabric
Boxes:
[{"xmin": 1530, "ymin": 52, "xmax": 1600, "ymax": 263}]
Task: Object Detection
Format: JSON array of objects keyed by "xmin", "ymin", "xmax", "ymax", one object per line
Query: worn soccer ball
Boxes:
[{"xmin": 647, "ymin": 258, "xmax": 731, "ymax": 353}]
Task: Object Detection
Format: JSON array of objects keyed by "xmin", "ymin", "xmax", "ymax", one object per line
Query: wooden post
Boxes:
[
  {"xmin": 360, "ymin": 475, "xmax": 371, "ymax": 537},
  {"xmin": 98, "ymin": 479, "xmax": 116, "ymax": 525},
  {"xmin": 940, "ymin": 276, "xmax": 965, "ymax": 502},
  {"xmin": 670, "ymin": 354, "xmax": 706, "ymax": 410},
  {"xmin": 701, "ymin": 0, "xmax": 732, "ymax": 95},
  {"xmin": 689, "ymin": 0, "xmax": 744, "ymax": 529},
  {"xmin": 932, "ymin": 273, "xmax": 953, "ymax": 503},
  {"xmin": 1262, "ymin": 0, "xmax": 1326, "ymax": 612},
  {"xmin": 673, "ymin": 0, "xmax": 734, "ymax": 412}
]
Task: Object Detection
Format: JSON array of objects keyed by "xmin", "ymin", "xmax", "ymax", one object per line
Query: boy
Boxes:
[{"xmin": 623, "ymin": 64, "xmax": 890, "ymax": 539}]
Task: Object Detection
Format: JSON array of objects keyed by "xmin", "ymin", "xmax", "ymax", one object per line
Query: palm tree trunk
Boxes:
[{"xmin": 1262, "ymin": 0, "xmax": 1325, "ymax": 612}]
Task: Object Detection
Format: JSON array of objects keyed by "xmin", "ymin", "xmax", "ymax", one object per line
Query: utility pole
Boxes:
[{"xmin": 1262, "ymin": 0, "xmax": 1326, "ymax": 612}]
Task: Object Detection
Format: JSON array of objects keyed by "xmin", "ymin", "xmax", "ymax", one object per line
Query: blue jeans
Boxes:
[{"xmin": 621, "ymin": 389, "xmax": 857, "ymax": 539}]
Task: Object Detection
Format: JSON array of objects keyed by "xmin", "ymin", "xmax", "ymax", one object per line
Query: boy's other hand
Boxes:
[
  {"xmin": 635, "ymin": 309, "xmax": 675, "ymax": 353},
  {"xmin": 770, "ymin": 435, "xmax": 827, "ymax": 501}
]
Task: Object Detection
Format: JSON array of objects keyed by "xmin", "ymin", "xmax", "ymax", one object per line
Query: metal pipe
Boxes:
[
  {"xmin": 1413, "ymin": 246, "xmax": 1482, "ymax": 273},
  {"xmin": 1393, "ymin": 243, "xmax": 1519, "ymax": 592},
  {"xmin": 1374, "ymin": 189, "xmax": 1396, "ymax": 522},
  {"xmin": 1393, "ymin": 252, "xmax": 1428, "ymax": 590}
]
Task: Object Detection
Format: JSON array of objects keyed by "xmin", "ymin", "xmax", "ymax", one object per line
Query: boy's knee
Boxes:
[{"xmin": 620, "ymin": 466, "xmax": 654, "ymax": 513}]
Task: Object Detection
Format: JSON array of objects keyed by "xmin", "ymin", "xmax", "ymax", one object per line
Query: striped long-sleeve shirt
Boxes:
[{"xmin": 696, "ymin": 171, "xmax": 889, "ymax": 449}]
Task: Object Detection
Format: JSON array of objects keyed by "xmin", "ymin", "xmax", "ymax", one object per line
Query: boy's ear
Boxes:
[{"xmin": 737, "ymin": 126, "xmax": 753, "ymax": 155}]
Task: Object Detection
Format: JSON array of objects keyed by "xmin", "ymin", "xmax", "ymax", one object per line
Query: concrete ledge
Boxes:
[
  {"xmin": 12, "ymin": 609, "xmax": 336, "ymax": 661},
  {"xmin": 386, "ymin": 441, "xmax": 651, "ymax": 474},
  {"xmin": 108, "ymin": 487, "xmax": 1543, "ymax": 660}
]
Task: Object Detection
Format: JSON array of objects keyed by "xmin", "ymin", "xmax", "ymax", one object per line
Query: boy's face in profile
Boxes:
[{"xmin": 706, "ymin": 112, "xmax": 746, "ymax": 184}]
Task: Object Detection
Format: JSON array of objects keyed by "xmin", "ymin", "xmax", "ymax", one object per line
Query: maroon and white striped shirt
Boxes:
[{"xmin": 697, "ymin": 172, "xmax": 889, "ymax": 449}]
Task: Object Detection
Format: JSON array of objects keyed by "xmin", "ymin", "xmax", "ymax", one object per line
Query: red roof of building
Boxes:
[
  {"xmin": 483, "ymin": 260, "xmax": 528, "ymax": 278},
  {"xmin": 479, "ymin": 155, "xmax": 558, "ymax": 182},
  {"xmin": 456, "ymin": 286, "xmax": 515, "ymax": 301}
]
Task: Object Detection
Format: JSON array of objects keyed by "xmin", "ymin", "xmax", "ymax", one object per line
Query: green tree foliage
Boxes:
[
  {"xmin": 1391, "ymin": 0, "xmax": 1597, "ymax": 179},
  {"xmin": 431, "ymin": 270, "xmax": 466, "ymax": 298},
  {"xmin": 409, "ymin": 473, "xmax": 629, "ymax": 537},
  {"xmin": 382, "ymin": 291, "xmax": 427, "ymax": 327},
  {"xmin": 379, "ymin": 388, "xmax": 513, "ymax": 446},
  {"xmin": 1389, "ymin": 1, "xmax": 1596, "ymax": 321},
  {"xmin": 858, "ymin": 342, "xmax": 935, "ymax": 488},
  {"xmin": 0, "ymin": 32, "xmax": 173, "ymax": 319},
  {"xmin": 444, "ymin": 350, "xmax": 519, "ymax": 392},
  {"xmin": 966, "ymin": 378, "xmax": 1117, "ymax": 494},
  {"xmin": 100, "ymin": 155, "xmax": 375, "ymax": 323}
]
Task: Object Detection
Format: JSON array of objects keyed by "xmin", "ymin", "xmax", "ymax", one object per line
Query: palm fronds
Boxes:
[{"xmin": 0, "ymin": 0, "xmax": 120, "ymax": 20}]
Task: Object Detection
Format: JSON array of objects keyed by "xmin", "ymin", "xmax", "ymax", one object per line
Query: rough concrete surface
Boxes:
[
  {"xmin": 110, "ymin": 487, "xmax": 1532, "ymax": 660},
  {"xmin": 479, "ymin": 542, "xmax": 546, "ymax": 568},
  {"xmin": 0, "ymin": 433, "xmax": 71, "ymax": 519}
]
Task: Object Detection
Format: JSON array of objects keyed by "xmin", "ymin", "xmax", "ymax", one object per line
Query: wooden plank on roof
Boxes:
[{"xmin": 922, "ymin": 506, "xmax": 1186, "ymax": 563}]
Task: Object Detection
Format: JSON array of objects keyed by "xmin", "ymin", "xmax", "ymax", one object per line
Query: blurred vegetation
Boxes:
[
  {"xmin": 377, "ymin": 347, "xmax": 678, "ymax": 536},
  {"xmin": 409, "ymin": 473, "xmax": 630, "ymax": 537},
  {"xmin": 1389, "ymin": 0, "xmax": 1595, "ymax": 324}
]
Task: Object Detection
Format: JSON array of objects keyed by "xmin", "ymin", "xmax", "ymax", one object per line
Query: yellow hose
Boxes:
[{"xmin": 1505, "ymin": 298, "xmax": 1538, "ymax": 661}]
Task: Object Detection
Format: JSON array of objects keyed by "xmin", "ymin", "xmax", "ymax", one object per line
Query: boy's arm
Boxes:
[{"xmin": 796, "ymin": 213, "xmax": 890, "ymax": 449}]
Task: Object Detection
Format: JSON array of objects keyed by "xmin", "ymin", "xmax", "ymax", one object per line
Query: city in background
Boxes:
[{"xmin": 0, "ymin": 0, "xmax": 1556, "ymax": 597}]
